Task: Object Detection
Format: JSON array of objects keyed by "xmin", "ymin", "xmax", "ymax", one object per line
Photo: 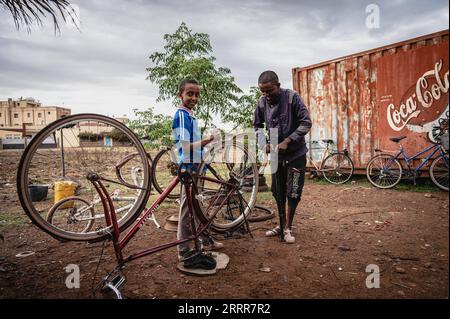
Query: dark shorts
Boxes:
[{"xmin": 271, "ymin": 155, "xmax": 306, "ymax": 206}]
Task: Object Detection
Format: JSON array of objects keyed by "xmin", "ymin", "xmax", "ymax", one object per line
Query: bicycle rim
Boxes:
[
  {"xmin": 366, "ymin": 154, "xmax": 402, "ymax": 188},
  {"xmin": 151, "ymin": 148, "xmax": 180, "ymax": 199},
  {"xmin": 46, "ymin": 196, "xmax": 95, "ymax": 233},
  {"xmin": 430, "ymin": 155, "xmax": 449, "ymax": 191},
  {"xmin": 195, "ymin": 142, "xmax": 259, "ymax": 232},
  {"xmin": 17, "ymin": 113, "xmax": 151, "ymax": 242}
]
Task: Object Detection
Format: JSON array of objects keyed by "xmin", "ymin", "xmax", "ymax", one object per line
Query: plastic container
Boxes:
[
  {"xmin": 54, "ymin": 181, "xmax": 78, "ymax": 208},
  {"xmin": 29, "ymin": 185, "xmax": 48, "ymax": 202}
]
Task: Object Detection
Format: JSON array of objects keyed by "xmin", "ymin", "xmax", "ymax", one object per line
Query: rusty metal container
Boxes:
[{"xmin": 293, "ymin": 29, "xmax": 449, "ymax": 172}]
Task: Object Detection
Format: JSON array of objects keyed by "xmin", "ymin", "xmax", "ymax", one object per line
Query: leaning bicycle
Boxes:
[
  {"xmin": 307, "ymin": 139, "xmax": 354, "ymax": 184},
  {"xmin": 366, "ymin": 134, "xmax": 449, "ymax": 191}
]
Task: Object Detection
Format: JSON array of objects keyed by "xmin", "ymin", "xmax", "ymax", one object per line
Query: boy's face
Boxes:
[
  {"xmin": 258, "ymin": 81, "xmax": 281, "ymax": 105},
  {"xmin": 179, "ymin": 83, "xmax": 200, "ymax": 109}
]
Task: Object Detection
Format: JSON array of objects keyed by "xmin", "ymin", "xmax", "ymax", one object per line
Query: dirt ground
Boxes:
[{"xmin": 0, "ymin": 149, "xmax": 448, "ymax": 299}]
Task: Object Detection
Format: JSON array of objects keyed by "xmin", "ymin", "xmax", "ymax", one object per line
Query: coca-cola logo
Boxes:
[{"xmin": 386, "ymin": 60, "xmax": 449, "ymax": 131}]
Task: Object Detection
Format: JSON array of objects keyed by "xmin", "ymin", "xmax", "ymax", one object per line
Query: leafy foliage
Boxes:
[
  {"xmin": 222, "ymin": 87, "xmax": 261, "ymax": 129},
  {"xmin": 146, "ymin": 22, "xmax": 242, "ymax": 129},
  {"xmin": 127, "ymin": 107, "xmax": 173, "ymax": 148},
  {"xmin": 78, "ymin": 132, "xmax": 101, "ymax": 141},
  {"xmin": 0, "ymin": 0, "xmax": 79, "ymax": 33},
  {"xmin": 110, "ymin": 128, "xmax": 130, "ymax": 143}
]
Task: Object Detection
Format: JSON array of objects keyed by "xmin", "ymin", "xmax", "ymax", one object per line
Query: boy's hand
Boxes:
[
  {"xmin": 275, "ymin": 138, "xmax": 291, "ymax": 152},
  {"xmin": 264, "ymin": 144, "xmax": 271, "ymax": 153}
]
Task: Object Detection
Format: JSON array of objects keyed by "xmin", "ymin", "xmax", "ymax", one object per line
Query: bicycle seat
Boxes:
[
  {"xmin": 321, "ymin": 139, "xmax": 334, "ymax": 144},
  {"xmin": 389, "ymin": 136, "xmax": 407, "ymax": 143}
]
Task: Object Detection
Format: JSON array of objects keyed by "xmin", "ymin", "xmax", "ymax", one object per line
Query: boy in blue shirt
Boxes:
[{"xmin": 172, "ymin": 78, "xmax": 223, "ymax": 270}]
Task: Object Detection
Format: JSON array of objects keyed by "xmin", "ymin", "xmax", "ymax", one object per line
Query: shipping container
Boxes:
[{"xmin": 292, "ymin": 29, "xmax": 449, "ymax": 173}]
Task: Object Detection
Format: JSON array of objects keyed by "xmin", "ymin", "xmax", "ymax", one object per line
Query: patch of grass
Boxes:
[
  {"xmin": 393, "ymin": 179, "xmax": 443, "ymax": 193},
  {"xmin": 307, "ymin": 173, "xmax": 443, "ymax": 192},
  {"xmin": 145, "ymin": 193, "xmax": 179, "ymax": 209},
  {"xmin": 256, "ymin": 190, "xmax": 274, "ymax": 204},
  {"xmin": 0, "ymin": 211, "xmax": 28, "ymax": 233}
]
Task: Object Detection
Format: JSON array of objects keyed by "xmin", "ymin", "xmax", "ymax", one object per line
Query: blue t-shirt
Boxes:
[{"xmin": 172, "ymin": 108, "xmax": 202, "ymax": 170}]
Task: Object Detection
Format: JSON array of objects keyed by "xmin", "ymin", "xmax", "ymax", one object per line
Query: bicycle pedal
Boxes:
[
  {"xmin": 110, "ymin": 273, "xmax": 127, "ymax": 289},
  {"xmin": 101, "ymin": 272, "xmax": 127, "ymax": 292}
]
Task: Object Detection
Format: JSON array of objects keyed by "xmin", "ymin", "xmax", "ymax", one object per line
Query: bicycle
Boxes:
[
  {"xmin": 151, "ymin": 133, "xmax": 274, "ymax": 224},
  {"xmin": 16, "ymin": 113, "xmax": 259, "ymax": 297},
  {"xmin": 17, "ymin": 113, "xmax": 259, "ymax": 242},
  {"xmin": 306, "ymin": 139, "xmax": 354, "ymax": 184},
  {"xmin": 366, "ymin": 134, "xmax": 449, "ymax": 191}
]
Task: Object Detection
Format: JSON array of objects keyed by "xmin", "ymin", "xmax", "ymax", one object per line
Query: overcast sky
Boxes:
[{"xmin": 0, "ymin": 0, "xmax": 448, "ymax": 127}]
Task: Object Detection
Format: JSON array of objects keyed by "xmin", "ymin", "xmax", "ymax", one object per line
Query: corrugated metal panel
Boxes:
[{"xmin": 293, "ymin": 29, "xmax": 449, "ymax": 171}]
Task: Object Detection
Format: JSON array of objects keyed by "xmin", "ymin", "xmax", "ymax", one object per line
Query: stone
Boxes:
[{"xmin": 395, "ymin": 267, "xmax": 406, "ymax": 274}]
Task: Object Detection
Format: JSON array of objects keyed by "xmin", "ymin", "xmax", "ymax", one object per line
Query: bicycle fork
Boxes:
[{"xmin": 87, "ymin": 172, "xmax": 126, "ymax": 299}]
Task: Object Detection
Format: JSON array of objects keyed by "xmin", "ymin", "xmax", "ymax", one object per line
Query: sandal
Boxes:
[{"xmin": 265, "ymin": 226, "xmax": 281, "ymax": 237}]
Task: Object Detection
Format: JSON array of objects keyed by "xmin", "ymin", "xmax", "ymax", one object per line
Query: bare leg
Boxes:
[{"xmin": 285, "ymin": 204, "xmax": 297, "ymax": 230}]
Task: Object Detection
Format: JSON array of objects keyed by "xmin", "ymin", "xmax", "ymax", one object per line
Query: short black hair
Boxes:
[
  {"xmin": 258, "ymin": 71, "xmax": 279, "ymax": 85},
  {"xmin": 178, "ymin": 78, "xmax": 199, "ymax": 94}
]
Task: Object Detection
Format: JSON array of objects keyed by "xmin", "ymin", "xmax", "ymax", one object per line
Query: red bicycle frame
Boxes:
[{"xmin": 88, "ymin": 172, "xmax": 239, "ymax": 268}]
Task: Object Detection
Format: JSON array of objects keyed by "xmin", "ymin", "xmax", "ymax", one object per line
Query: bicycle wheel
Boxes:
[
  {"xmin": 17, "ymin": 113, "xmax": 151, "ymax": 242},
  {"xmin": 195, "ymin": 142, "xmax": 259, "ymax": 233},
  {"xmin": 321, "ymin": 152, "xmax": 354, "ymax": 184},
  {"xmin": 151, "ymin": 147, "xmax": 180, "ymax": 199},
  {"xmin": 46, "ymin": 196, "xmax": 95, "ymax": 234},
  {"xmin": 430, "ymin": 155, "xmax": 449, "ymax": 191},
  {"xmin": 366, "ymin": 154, "xmax": 403, "ymax": 189}
]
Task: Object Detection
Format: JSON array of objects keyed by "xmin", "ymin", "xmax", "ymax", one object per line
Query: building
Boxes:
[
  {"xmin": 0, "ymin": 97, "xmax": 71, "ymax": 148},
  {"xmin": 0, "ymin": 98, "xmax": 132, "ymax": 149}
]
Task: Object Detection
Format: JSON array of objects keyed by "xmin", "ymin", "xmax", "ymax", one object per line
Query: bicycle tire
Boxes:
[
  {"xmin": 321, "ymin": 152, "xmax": 354, "ymax": 184},
  {"xmin": 195, "ymin": 142, "xmax": 259, "ymax": 233},
  {"xmin": 366, "ymin": 154, "xmax": 403, "ymax": 189},
  {"xmin": 151, "ymin": 148, "xmax": 180, "ymax": 199},
  {"xmin": 247, "ymin": 205, "xmax": 275, "ymax": 222},
  {"xmin": 46, "ymin": 196, "xmax": 95, "ymax": 234},
  {"xmin": 17, "ymin": 113, "xmax": 151, "ymax": 242},
  {"xmin": 429, "ymin": 154, "xmax": 449, "ymax": 191}
]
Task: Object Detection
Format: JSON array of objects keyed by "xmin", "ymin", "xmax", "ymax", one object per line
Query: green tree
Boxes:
[
  {"xmin": 127, "ymin": 107, "xmax": 173, "ymax": 148},
  {"xmin": 222, "ymin": 87, "xmax": 261, "ymax": 129},
  {"xmin": 110, "ymin": 128, "xmax": 130, "ymax": 143},
  {"xmin": 146, "ymin": 22, "xmax": 242, "ymax": 130},
  {"xmin": 78, "ymin": 132, "xmax": 101, "ymax": 141}
]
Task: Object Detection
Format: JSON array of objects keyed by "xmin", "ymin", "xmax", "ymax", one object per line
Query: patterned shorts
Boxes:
[{"xmin": 271, "ymin": 155, "xmax": 306, "ymax": 206}]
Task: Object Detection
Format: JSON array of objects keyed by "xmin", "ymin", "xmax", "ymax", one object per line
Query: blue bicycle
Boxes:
[{"xmin": 366, "ymin": 135, "xmax": 449, "ymax": 191}]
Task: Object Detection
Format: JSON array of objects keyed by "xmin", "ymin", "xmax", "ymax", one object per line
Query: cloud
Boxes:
[{"xmin": 0, "ymin": 0, "xmax": 448, "ymax": 125}]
